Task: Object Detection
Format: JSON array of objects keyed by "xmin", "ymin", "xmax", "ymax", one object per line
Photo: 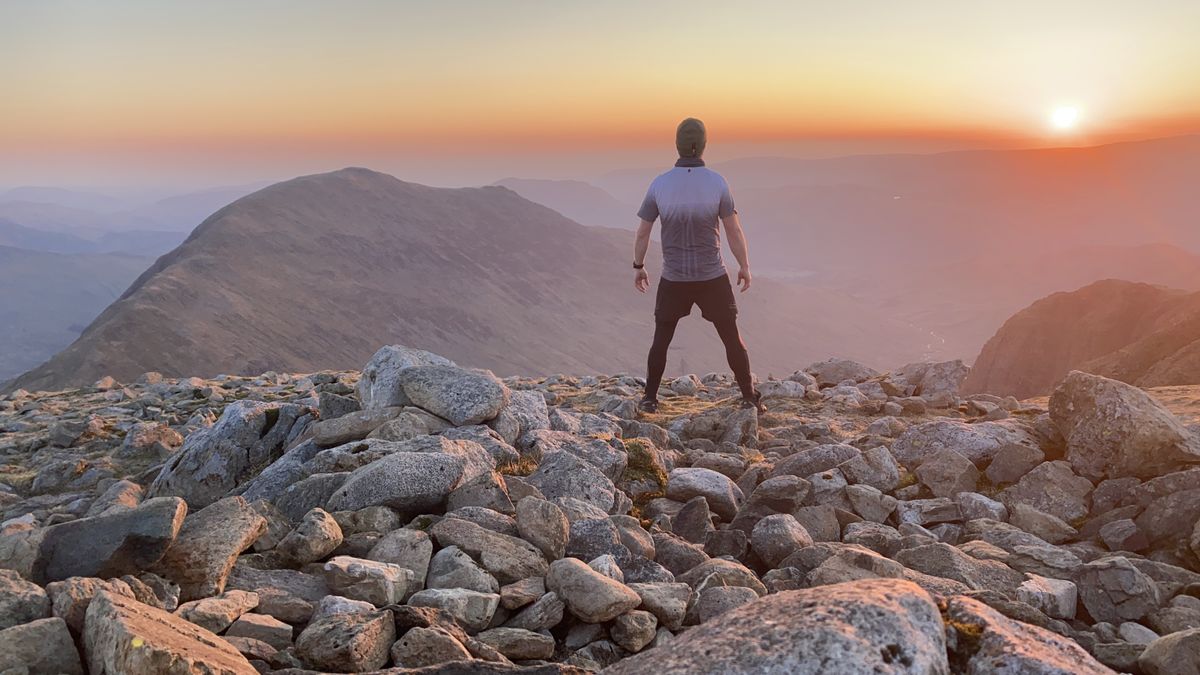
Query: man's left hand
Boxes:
[{"xmin": 737, "ymin": 267, "xmax": 752, "ymax": 292}]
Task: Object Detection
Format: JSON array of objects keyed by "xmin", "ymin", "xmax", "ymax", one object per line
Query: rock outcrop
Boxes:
[{"xmin": 1, "ymin": 343, "xmax": 1195, "ymax": 673}]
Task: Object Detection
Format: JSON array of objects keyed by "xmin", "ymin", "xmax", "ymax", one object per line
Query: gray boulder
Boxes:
[
  {"xmin": 945, "ymin": 595, "xmax": 1111, "ymax": 674},
  {"xmin": 1050, "ymin": 370, "xmax": 1200, "ymax": 480},
  {"xmin": 892, "ymin": 419, "xmax": 1037, "ymax": 469},
  {"xmin": 604, "ymin": 578, "xmax": 948, "ymax": 674},
  {"xmin": 527, "ymin": 450, "xmax": 617, "ymax": 512},
  {"xmin": 805, "ymin": 358, "xmax": 880, "ymax": 387},
  {"xmin": 666, "ymin": 467, "xmax": 744, "ymax": 521},
  {"xmin": 356, "ymin": 344, "xmax": 454, "ymax": 410},
  {"xmin": 147, "ymin": 400, "xmax": 313, "ymax": 509},
  {"xmin": 326, "ymin": 451, "xmax": 464, "ymax": 513},
  {"xmin": 398, "ymin": 364, "xmax": 511, "ymax": 426}
]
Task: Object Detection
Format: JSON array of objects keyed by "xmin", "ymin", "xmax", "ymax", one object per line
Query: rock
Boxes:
[
  {"xmin": 771, "ymin": 443, "xmax": 861, "ymax": 480},
  {"xmin": 1077, "ymin": 556, "xmax": 1161, "ymax": 624},
  {"xmin": 499, "ymin": 577, "xmax": 544, "ymax": 610},
  {"xmin": 428, "ymin": 545, "xmax": 499, "ymax": 594},
  {"xmin": 476, "ymin": 627, "xmax": 556, "ymax": 660},
  {"xmin": 546, "ymin": 557, "xmax": 641, "ymax": 623},
  {"xmin": 673, "ymin": 495, "xmax": 715, "ymax": 544},
  {"xmin": 677, "ymin": 558, "xmax": 767, "ymax": 597},
  {"xmin": 516, "ymin": 496, "xmax": 568, "ymax": 560},
  {"xmin": 0, "ymin": 616, "xmax": 84, "ymax": 674},
  {"xmin": 390, "ymin": 625, "xmax": 472, "ymax": 667},
  {"xmin": 326, "ymin": 449, "xmax": 465, "ymax": 513},
  {"xmin": 0, "ymin": 568, "xmax": 50, "ymax": 629},
  {"xmin": 1099, "ymin": 519, "xmax": 1149, "ymax": 552},
  {"xmin": 999, "ymin": 461, "xmax": 1092, "ymax": 524},
  {"xmin": 666, "ymin": 468, "xmax": 744, "ymax": 521},
  {"xmin": 751, "ymin": 514, "xmax": 812, "ymax": 568},
  {"xmin": 611, "ymin": 609, "xmax": 658, "ymax": 652},
  {"xmin": 504, "ymin": 590, "xmax": 565, "ymax": 631},
  {"xmin": 892, "ymin": 360, "xmax": 969, "ymax": 398},
  {"xmin": 398, "ymin": 364, "xmax": 511, "ymax": 426},
  {"xmin": 294, "ymin": 608, "xmax": 394, "ymax": 672},
  {"xmin": 311, "ymin": 406, "xmax": 403, "ymax": 446},
  {"xmin": 45, "ymin": 577, "xmax": 138, "ymax": 633},
  {"xmin": 805, "ymin": 358, "xmax": 880, "ymax": 387},
  {"xmin": 1139, "ymin": 628, "xmax": 1200, "ymax": 675},
  {"xmin": 85, "ymin": 479, "xmax": 145, "ymax": 517},
  {"xmin": 1050, "ymin": 370, "xmax": 1200, "ymax": 480},
  {"xmin": 174, "ymin": 590, "xmax": 259, "ymax": 633},
  {"xmin": 605, "ymin": 578, "xmax": 947, "ymax": 674},
  {"xmin": 366, "ymin": 527, "xmax": 432, "ymax": 590},
  {"xmin": 944, "ymin": 595, "xmax": 1112, "ymax": 674},
  {"xmin": 527, "ymin": 450, "xmax": 618, "ymax": 513},
  {"xmin": 985, "ymin": 443, "xmax": 1046, "ymax": 485},
  {"xmin": 895, "ymin": 497, "xmax": 960, "ymax": 527},
  {"xmin": 323, "ymin": 556, "xmax": 412, "ymax": 606},
  {"xmin": 1008, "ymin": 504, "xmax": 1078, "ymax": 545},
  {"xmin": 838, "ymin": 445, "xmax": 901, "ymax": 492},
  {"xmin": 408, "ymin": 588, "xmax": 500, "ymax": 633},
  {"xmin": 356, "ymin": 344, "xmax": 454, "ymax": 410},
  {"xmin": 629, "ymin": 582, "xmax": 690, "ymax": 631},
  {"xmin": 310, "ymin": 595, "xmax": 374, "ymax": 621},
  {"xmin": 525, "ymin": 430, "xmax": 628, "ymax": 481},
  {"xmin": 370, "ymin": 406, "xmax": 453, "ymax": 441},
  {"xmin": 693, "ymin": 585, "xmax": 759, "ymax": 623},
  {"xmin": 84, "ymin": 590, "xmax": 257, "ymax": 675},
  {"xmin": 895, "ymin": 543, "xmax": 1025, "ymax": 596},
  {"xmin": 117, "ymin": 422, "xmax": 183, "ymax": 461},
  {"xmin": 429, "ymin": 517, "xmax": 548, "ymax": 585},
  {"xmin": 147, "ymin": 400, "xmax": 312, "ymax": 508},
  {"xmin": 154, "ymin": 496, "xmax": 266, "ymax": 602},
  {"xmin": 914, "ymin": 448, "xmax": 979, "ymax": 498},
  {"xmin": 892, "ymin": 419, "xmax": 1036, "ymax": 468},
  {"xmin": 956, "ymin": 492, "xmax": 1008, "ymax": 522},
  {"xmin": 1119, "ymin": 621, "xmax": 1160, "ymax": 645},
  {"xmin": 225, "ymin": 613, "xmax": 293, "ymax": 650},
  {"xmin": 1016, "ymin": 575, "xmax": 1078, "ymax": 620},
  {"xmin": 845, "ymin": 484, "xmax": 898, "ymax": 523},
  {"xmin": 276, "ymin": 507, "xmax": 343, "ymax": 564},
  {"xmin": 843, "ymin": 521, "xmax": 903, "ymax": 557},
  {"xmin": 224, "ymin": 566, "xmax": 328, "ymax": 623},
  {"xmin": 28, "ymin": 496, "xmax": 186, "ymax": 584}
]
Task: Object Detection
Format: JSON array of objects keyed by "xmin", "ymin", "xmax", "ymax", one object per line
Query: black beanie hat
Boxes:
[{"xmin": 676, "ymin": 118, "xmax": 707, "ymax": 158}]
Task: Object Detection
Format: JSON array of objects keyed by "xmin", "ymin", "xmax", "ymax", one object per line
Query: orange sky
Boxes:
[{"xmin": 3, "ymin": 1, "xmax": 1199, "ymax": 186}]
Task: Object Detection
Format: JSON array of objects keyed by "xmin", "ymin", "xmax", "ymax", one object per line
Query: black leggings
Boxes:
[{"xmin": 645, "ymin": 317, "xmax": 755, "ymax": 401}]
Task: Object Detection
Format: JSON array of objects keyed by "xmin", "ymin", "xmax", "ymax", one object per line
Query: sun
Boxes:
[{"xmin": 1050, "ymin": 106, "xmax": 1080, "ymax": 131}]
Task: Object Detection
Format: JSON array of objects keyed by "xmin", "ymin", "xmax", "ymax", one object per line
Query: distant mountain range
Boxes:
[
  {"xmin": 963, "ymin": 279, "xmax": 1200, "ymax": 398},
  {"xmin": 6, "ymin": 168, "xmax": 938, "ymax": 391},
  {"xmin": 0, "ymin": 245, "xmax": 153, "ymax": 381}
]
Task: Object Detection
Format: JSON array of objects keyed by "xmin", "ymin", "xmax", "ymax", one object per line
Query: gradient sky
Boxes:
[{"xmin": 4, "ymin": 0, "xmax": 1200, "ymax": 188}]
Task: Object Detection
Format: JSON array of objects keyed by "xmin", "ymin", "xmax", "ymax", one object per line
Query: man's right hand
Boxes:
[{"xmin": 634, "ymin": 268, "xmax": 649, "ymax": 293}]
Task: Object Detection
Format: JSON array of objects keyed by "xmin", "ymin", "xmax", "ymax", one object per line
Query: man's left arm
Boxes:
[{"xmin": 719, "ymin": 181, "xmax": 751, "ymax": 291}]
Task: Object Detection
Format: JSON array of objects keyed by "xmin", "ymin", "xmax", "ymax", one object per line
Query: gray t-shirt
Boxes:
[{"xmin": 637, "ymin": 164, "xmax": 736, "ymax": 282}]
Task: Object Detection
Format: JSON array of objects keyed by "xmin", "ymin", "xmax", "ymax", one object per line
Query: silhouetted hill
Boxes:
[{"xmin": 962, "ymin": 279, "xmax": 1200, "ymax": 398}]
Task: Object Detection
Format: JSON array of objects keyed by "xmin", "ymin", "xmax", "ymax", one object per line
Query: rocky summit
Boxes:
[{"xmin": 2, "ymin": 348, "xmax": 1200, "ymax": 674}]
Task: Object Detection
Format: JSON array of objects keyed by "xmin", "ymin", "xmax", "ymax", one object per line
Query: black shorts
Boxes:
[{"xmin": 654, "ymin": 273, "xmax": 738, "ymax": 323}]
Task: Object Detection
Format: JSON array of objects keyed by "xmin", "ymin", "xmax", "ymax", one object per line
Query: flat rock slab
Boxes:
[
  {"xmin": 84, "ymin": 590, "xmax": 257, "ymax": 675},
  {"xmin": 603, "ymin": 578, "xmax": 949, "ymax": 675}
]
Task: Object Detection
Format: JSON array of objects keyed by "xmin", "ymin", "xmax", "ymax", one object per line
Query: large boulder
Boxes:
[
  {"xmin": 0, "ymin": 569, "xmax": 50, "ymax": 628},
  {"xmin": 356, "ymin": 344, "xmax": 455, "ymax": 410},
  {"xmin": 604, "ymin": 578, "xmax": 948, "ymax": 674},
  {"xmin": 666, "ymin": 468, "xmax": 745, "ymax": 521},
  {"xmin": 892, "ymin": 420, "xmax": 1037, "ymax": 469},
  {"xmin": 998, "ymin": 461, "xmax": 1093, "ymax": 523},
  {"xmin": 0, "ymin": 616, "xmax": 84, "ymax": 674},
  {"xmin": 325, "ymin": 451, "xmax": 465, "ymax": 513},
  {"xmin": 546, "ymin": 558, "xmax": 641, "ymax": 624},
  {"xmin": 527, "ymin": 450, "xmax": 617, "ymax": 512},
  {"xmin": 944, "ymin": 595, "xmax": 1111, "ymax": 674},
  {"xmin": 84, "ymin": 590, "xmax": 257, "ymax": 675},
  {"xmin": 30, "ymin": 497, "xmax": 186, "ymax": 584},
  {"xmin": 1139, "ymin": 627, "xmax": 1200, "ymax": 675},
  {"xmin": 153, "ymin": 497, "xmax": 266, "ymax": 602},
  {"xmin": 147, "ymin": 400, "xmax": 313, "ymax": 508},
  {"xmin": 805, "ymin": 358, "xmax": 880, "ymax": 387},
  {"xmin": 892, "ymin": 360, "xmax": 970, "ymax": 398},
  {"xmin": 1049, "ymin": 370, "xmax": 1200, "ymax": 480},
  {"xmin": 398, "ymin": 365, "xmax": 511, "ymax": 426}
]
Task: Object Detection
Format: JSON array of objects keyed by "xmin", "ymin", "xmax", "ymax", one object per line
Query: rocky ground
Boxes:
[{"xmin": 2, "ymin": 348, "xmax": 1200, "ymax": 674}]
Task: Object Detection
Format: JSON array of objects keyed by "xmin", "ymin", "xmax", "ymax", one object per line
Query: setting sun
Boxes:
[{"xmin": 1051, "ymin": 106, "xmax": 1081, "ymax": 131}]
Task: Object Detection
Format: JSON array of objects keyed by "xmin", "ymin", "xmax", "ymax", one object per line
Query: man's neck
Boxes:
[{"xmin": 675, "ymin": 156, "xmax": 705, "ymax": 167}]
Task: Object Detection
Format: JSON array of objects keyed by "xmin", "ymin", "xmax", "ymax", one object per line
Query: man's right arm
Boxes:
[{"xmin": 633, "ymin": 219, "xmax": 653, "ymax": 292}]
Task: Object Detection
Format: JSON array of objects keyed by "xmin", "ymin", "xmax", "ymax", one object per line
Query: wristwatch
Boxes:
[{"xmin": 633, "ymin": 262, "xmax": 645, "ymax": 270}]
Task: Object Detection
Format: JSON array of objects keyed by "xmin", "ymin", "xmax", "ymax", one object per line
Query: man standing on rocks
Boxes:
[{"xmin": 633, "ymin": 117, "xmax": 763, "ymax": 414}]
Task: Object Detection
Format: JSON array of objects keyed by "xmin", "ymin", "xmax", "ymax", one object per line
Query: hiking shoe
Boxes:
[
  {"xmin": 638, "ymin": 398, "xmax": 659, "ymax": 414},
  {"xmin": 739, "ymin": 391, "xmax": 766, "ymax": 414}
]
